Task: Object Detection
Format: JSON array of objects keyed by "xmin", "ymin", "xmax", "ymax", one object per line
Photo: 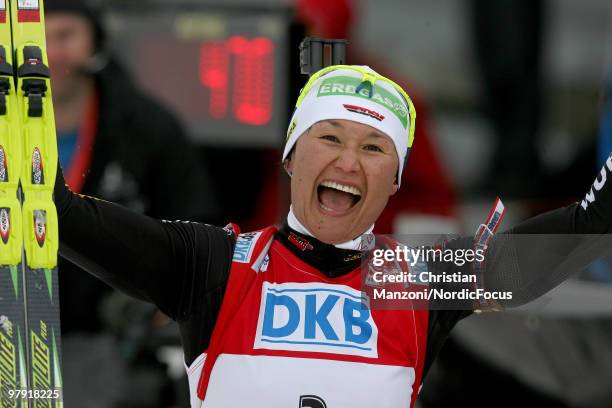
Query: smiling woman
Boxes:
[
  {"xmin": 281, "ymin": 65, "xmax": 415, "ymax": 244},
  {"xmin": 53, "ymin": 63, "xmax": 612, "ymax": 408},
  {"xmin": 286, "ymin": 119, "xmax": 399, "ymax": 244}
]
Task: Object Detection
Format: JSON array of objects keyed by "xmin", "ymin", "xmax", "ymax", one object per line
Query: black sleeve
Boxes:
[
  {"xmin": 484, "ymin": 156, "xmax": 612, "ymax": 306},
  {"xmin": 422, "ymin": 156, "xmax": 612, "ymax": 381},
  {"xmin": 55, "ymin": 164, "xmax": 234, "ymax": 322}
]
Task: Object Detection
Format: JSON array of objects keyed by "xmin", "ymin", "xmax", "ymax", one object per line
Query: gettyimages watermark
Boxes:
[{"xmin": 359, "ymin": 234, "xmax": 612, "ymax": 311}]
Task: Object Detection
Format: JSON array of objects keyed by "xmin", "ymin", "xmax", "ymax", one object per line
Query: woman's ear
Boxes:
[
  {"xmin": 284, "ymin": 146, "xmax": 297, "ymax": 177},
  {"xmin": 390, "ymin": 183, "xmax": 400, "ymax": 196},
  {"xmin": 284, "ymin": 158, "xmax": 293, "ymax": 178}
]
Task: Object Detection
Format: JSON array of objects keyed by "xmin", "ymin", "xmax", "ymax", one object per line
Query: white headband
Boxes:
[{"xmin": 283, "ymin": 66, "xmax": 414, "ymax": 185}]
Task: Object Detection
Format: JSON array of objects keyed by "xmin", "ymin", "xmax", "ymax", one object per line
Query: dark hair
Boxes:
[{"xmin": 45, "ymin": 0, "xmax": 105, "ymax": 51}]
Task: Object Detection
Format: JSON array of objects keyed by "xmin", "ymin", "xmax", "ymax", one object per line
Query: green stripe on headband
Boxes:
[{"xmin": 316, "ymin": 76, "xmax": 409, "ymax": 128}]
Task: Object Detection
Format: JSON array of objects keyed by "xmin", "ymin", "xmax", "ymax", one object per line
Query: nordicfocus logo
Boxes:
[
  {"xmin": 0, "ymin": 208, "xmax": 9, "ymax": 244},
  {"xmin": 0, "ymin": 145, "xmax": 8, "ymax": 182},
  {"xmin": 300, "ymin": 395, "xmax": 327, "ymax": 408},
  {"xmin": 254, "ymin": 282, "xmax": 378, "ymax": 358},
  {"xmin": 233, "ymin": 231, "xmax": 262, "ymax": 263},
  {"xmin": 343, "ymin": 104, "xmax": 385, "ymax": 122},
  {"xmin": 33, "ymin": 209, "xmax": 46, "ymax": 247},
  {"xmin": 581, "ymin": 155, "xmax": 612, "ymax": 210},
  {"xmin": 31, "ymin": 147, "xmax": 44, "ymax": 185}
]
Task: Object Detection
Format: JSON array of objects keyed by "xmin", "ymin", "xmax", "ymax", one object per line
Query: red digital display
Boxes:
[
  {"xmin": 200, "ymin": 36, "xmax": 275, "ymax": 126},
  {"xmin": 200, "ymin": 41, "xmax": 230, "ymax": 119},
  {"xmin": 112, "ymin": 10, "xmax": 288, "ymax": 146}
]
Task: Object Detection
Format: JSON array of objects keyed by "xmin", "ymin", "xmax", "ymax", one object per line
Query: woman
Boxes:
[{"xmin": 57, "ymin": 66, "xmax": 612, "ymax": 407}]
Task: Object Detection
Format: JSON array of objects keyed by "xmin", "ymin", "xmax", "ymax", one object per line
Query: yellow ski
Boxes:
[
  {"xmin": 8, "ymin": 0, "xmax": 62, "ymax": 406},
  {"xmin": 0, "ymin": 0, "xmax": 27, "ymax": 405}
]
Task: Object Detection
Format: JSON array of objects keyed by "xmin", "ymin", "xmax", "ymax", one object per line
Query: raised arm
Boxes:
[
  {"xmin": 485, "ymin": 155, "xmax": 612, "ymax": 307},
  {"xmin": 54, "ymin": 165, "xmax": 234, "ymax": 321}
]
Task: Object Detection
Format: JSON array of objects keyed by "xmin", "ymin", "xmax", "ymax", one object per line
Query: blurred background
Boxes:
[{"xmin": 47, "ymin": 0, "xmax": 612, "ymax": 406}]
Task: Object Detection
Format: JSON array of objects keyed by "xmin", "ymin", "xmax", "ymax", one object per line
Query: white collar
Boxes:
[{"xmin": 287, "ymin": 206, "xmax": 374, "ymax": 251}]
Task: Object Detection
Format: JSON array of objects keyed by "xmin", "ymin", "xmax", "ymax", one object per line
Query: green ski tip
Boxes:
[
  {"xmin": 9, "ymin": 264, "xmax": 19, "ymax": 299},
  {"xmin": 44, "ymin": 268, "xmax": 53, "ymax": 302}
]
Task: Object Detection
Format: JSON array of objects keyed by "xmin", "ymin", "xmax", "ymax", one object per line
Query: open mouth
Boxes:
[{"xmin": 317, "ymin": 180, "xmax": 362, "ymax": 215}]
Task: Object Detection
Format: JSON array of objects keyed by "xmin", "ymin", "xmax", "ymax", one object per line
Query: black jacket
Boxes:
[{"xmin": 60, "ymin": 59, "xmax": 219, "ymax": 333}]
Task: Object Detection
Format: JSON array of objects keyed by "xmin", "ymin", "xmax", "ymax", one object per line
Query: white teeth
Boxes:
[{"xmin": 320, "ymin": 180, "xmax": 362, "ymax": 196}]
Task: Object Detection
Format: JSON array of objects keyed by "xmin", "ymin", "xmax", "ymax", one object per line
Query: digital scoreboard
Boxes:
[{"xmin": 107, "ymin": 3, "xmax": 293, "ymax": 146}]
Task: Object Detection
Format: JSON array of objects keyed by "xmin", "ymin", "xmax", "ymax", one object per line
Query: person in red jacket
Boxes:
[{"xmin": 295, "ymin": 0, "xmax": 457, "ymax": 233}]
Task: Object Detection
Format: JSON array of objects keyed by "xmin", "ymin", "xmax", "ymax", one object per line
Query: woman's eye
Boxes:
[
  {"xmin": 321, "ymin": 135, "xmax": 340, "ymax": 143},
  {"xmin": 364, "ymin": 144, "xmax": 383, "ymax": 153}
]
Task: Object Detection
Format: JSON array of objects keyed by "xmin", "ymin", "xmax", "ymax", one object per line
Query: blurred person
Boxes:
[
  {"xmin": 47, "ymin": 1, "xmax": 217, "ymax": 220},
  {"xmin": 53, "ymin": 59, "xmax": 612, "ymax": 408},
  {"xmin": 46, "ymin": 1, "xmax": 219, "ymax": 406}
]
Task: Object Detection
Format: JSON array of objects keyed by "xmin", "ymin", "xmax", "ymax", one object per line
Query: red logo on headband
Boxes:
[{"xmin": 343, "ymin": 104, "xmax": 385, "ymax": 122}]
